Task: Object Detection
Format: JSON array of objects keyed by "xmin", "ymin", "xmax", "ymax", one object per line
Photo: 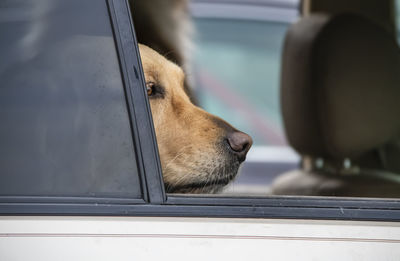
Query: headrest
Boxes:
[{"xmin": 281, "ymin": 14, "xmax": 400, "ymax": 160}]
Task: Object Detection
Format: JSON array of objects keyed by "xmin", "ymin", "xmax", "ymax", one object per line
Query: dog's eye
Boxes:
[
  {"xmin": 146, "ymin": 82, "xmax": 155, "ymax": 96},
  {"xmin": 145, "ymin": 81, "xmax": 165, "ymax": 99}
]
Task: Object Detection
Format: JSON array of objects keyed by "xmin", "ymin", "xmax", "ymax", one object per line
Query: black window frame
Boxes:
[{"xmin": 1, "ymin": 0, "xmax": 400, "ymax": 222}]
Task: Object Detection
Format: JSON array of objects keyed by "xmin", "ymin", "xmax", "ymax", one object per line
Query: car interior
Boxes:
[
  {"xmin": 275, "ymin": 0, "xmax": 400, "ymax": 198},
  {"xmin": 130, "ymin": 0, "xmax": 400, "ymax": 198},
  {"xmin": 272, "ymin": 10, "xmax": 400, "ymax": 197}
]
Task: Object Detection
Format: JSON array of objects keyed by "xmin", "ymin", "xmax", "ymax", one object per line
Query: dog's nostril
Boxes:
[{"xmin": 226, "ymin": 131, "xmax": 253, "ymax": 162}]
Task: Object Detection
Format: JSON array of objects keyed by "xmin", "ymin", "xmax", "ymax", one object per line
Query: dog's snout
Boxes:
[{"xmin": 226, "ymin": 132, "xmax": 252, "ymax": 162}]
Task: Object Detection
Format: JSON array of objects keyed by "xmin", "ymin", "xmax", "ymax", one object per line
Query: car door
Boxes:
[{"xmin": 0, "ymin": 0, "xmax": 399, "ymax": 260}]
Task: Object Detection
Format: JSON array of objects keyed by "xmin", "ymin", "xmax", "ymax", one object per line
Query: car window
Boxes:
[
  {"xmin": 0, "ymin": 0, "xmax": 399, "ymax": 220},
  {"xmin": 0, "ymin": 0, "xmax": 142, "ymax": 198},
  {"xmin": 132, "ymin": 0, "xmax": 400, "ymax": 199}
]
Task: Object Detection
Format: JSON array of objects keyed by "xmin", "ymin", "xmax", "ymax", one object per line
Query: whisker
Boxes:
[{"xmin": 164, "ymin": 145, "xmax": 193, "ymax": 170}]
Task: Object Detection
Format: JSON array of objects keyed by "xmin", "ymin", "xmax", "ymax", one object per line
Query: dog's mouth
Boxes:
[
  {"xmin": 163, "ymin": 143, "xmax": 244, "ymax": 194},
  {"xmin": 165, "ymin": 174, "xmax": 235, "ymax": 194}
]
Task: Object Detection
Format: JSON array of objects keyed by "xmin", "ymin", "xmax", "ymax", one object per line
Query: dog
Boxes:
[{"xmin": 139, "ymin": 44, "xmax": 253, "ymax": 193}]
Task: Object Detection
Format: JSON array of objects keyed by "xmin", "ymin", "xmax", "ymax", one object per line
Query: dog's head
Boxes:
[{"xmin": 139, "ymin": 44, "xmax": 252, "ymax": 193}]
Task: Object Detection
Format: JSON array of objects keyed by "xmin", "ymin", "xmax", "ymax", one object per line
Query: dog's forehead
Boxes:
[
  {"xmin": 139, "ymin": 44, "xmax": 185, "ymax": 86},
  {"xmin": 142, "ymin": 63, "xmax": 184, "ymax": 87},
  {"xmin": 139, "ymin": 48, "xmax": 161, "ymax": 76}
]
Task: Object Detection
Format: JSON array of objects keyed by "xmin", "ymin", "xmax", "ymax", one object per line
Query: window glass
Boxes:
[{"xmin": 0, "ymin": 0, "xmax": 142, "ymax": 198}]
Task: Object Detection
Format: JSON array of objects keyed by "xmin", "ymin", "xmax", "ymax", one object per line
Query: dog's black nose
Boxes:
[{"xmin": 226, "ymin": 131, "xmax": 253, "ymax": 162}]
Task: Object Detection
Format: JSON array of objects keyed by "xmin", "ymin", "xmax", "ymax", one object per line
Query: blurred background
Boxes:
[{"xmin": 189, "ymin": 0, "xmax": 301, "ymax": 194}]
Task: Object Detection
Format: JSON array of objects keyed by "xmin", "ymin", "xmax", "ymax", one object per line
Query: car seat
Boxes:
[{"xmin": 271, "ymin": 13, "xmax": 400, "ymax": 197}]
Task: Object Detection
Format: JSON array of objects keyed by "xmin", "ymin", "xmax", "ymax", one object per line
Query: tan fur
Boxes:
[{"xmin": 139, "ymin": 44, "xmax": 251, "ymax": 193}]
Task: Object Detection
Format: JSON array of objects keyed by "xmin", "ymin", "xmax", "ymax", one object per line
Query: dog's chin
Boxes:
[
  {"xmin": 167, "ymin": 184, "xmax": 227, "ymax": 194},
  {"xmin": 164, "ymin": 163, "xmax": 240, "ymax": 194},
  {"xmin": 165, "ymin": 178, "xmax": 231, "ymax": 194}
]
